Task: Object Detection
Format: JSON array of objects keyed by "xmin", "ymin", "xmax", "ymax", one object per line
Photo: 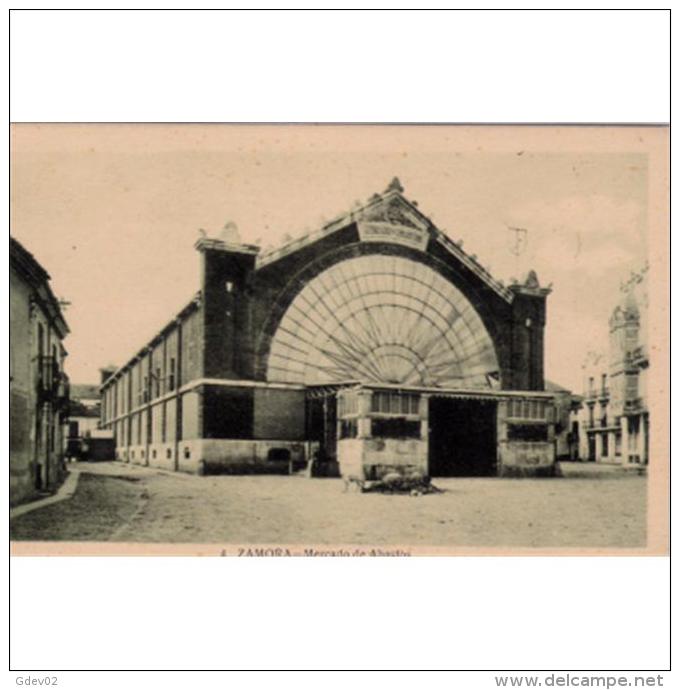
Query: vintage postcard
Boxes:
[{"xmin": 9, "ymin": 124, "xmax": 669, "ymax": 556}]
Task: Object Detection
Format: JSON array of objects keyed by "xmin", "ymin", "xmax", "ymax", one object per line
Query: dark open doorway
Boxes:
[
  {"xmin": 305, "ymin": 392, "xmax": 339, "ymax": 475},
  {"xmin": 428, "ymin": 397, "xmax": 497, "ymax": 476}
]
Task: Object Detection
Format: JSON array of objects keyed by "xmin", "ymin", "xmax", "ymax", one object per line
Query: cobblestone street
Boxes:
[{"xmin": 10, "ymin": 461, "xmax": 647, "ymax": 549}]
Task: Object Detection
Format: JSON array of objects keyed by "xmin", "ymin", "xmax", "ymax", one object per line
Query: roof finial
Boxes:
[
  {"xmin": 219, "ymin": 221, "xmax": 241, "ymax": 244},
  {"xmin": 385, "ymin": 177, "xmax": 404, "ymax": 194},
  {"xmin": 524, "ymin": 270, "xmax": 540, "ymax": 288}
]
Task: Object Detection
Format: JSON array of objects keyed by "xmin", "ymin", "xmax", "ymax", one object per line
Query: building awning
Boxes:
[{"xmin": 332, "ymin": 381, "xmax": 556, "ymax": 402}]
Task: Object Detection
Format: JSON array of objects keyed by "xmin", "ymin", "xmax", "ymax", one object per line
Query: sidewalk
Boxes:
[
  {"xmin": 72, "ymin": 460, "xmax": 195, "ymax": 480},
  {"xmin": 10, "ymin": 468, "xmax": 81, "ymax": 520}
]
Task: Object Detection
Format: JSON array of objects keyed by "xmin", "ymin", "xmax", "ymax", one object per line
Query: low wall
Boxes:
[
  {"xmin": 176, "ymin": 439, "xmax": 307, "ymax": 475},
  {"xmin": 337, "ymin": 437, "xmax": 428, "ymax": 480},
  {"xmin": 497, "ymin": 440, "xmax": 557, "ymax": 477},
  {"xmin": 118, "ymin": 439, "xmax": 308, "ymax": 474}
]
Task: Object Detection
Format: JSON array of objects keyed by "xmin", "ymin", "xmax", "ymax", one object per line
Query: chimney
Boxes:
[{"xmin": 99, "ymin": 365, "xmax": 117, "ymax": 385}]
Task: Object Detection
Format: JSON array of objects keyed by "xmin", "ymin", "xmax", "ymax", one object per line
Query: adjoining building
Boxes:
[
  {"xmin": 10, "ymin": 237, "xmax": 70, "ymax": 506},
  {"xmin": 544, "ymin": 380, "xmax": 582, "ymax": 462},
  {"xmin": 64, "ymin": 383, "xmax": 101, "ymax": 460},
  {"xmin": 100, "ymin": 179, "xmax": 559, "ymax": 479},
  {"xmin": 575, "ymin": 264, "xmax": 649, "ymax": 465}
]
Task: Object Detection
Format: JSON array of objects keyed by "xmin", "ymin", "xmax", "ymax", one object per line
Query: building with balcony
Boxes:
[
  {"xmin": 609, "ymin": 265, "xmax": 650, "ymax": 464},
  {"xmin": 100, "ymin": 179, "xmax": 560, "ymax": 479},
  {"xmin": 10, "ymin": 237, "xmax": 70, "ymax": 506},
  {"xmin": 575, "ymin": 264, "xmax": 649, "ymax": 465}
]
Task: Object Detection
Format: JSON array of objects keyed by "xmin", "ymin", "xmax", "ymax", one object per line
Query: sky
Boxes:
[{"xmin": 10, "ymin": 124, "xmax": 655, "ymax": 392}]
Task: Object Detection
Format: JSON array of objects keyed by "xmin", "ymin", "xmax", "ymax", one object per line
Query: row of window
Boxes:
[
  {"xmin": 338, "ymin": 391, "xmax": 421, "ymax": 417},
  {"xmin": 112, "ymin": 400, "xmax": 182, "ymax": 446},
  {"xmin": 338, "ymin": 417, "xmax": 422, "ymax": 440},
  {"xmin": 340, "ymin": 393, "xmax": 553, "ymax": 423},
  {"xmin": 371, "ymin": 392, "xmax": 420, "ymax": 415},
  {"xmin": 140, "ymin": 358, "xmax": 177, "ymax": 403},
  {"xmin": 506, "ymin": 399, "xmax": 553, "ymax": 422},
  {"xmin": 338, "ymin": 391, "xmax": 420, "ymax": 417},
  {"xmin": 119, "ymin": 446, "xmax": 193, "ymax": 461},
  {"xmin": 103, "ymin": 357, "xmax": 178, "ymax": 422}
]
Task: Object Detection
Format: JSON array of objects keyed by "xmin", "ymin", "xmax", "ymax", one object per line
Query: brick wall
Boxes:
[{"xmin": 253, "ymin": 388, "xmax": 305, "ymax": 440}]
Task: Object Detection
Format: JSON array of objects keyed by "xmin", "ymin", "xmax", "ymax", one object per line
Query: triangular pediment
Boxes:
[
  {"xmin": 256, "ymin": 180, "xmax": 513, "ymax": 303},
  {"xmin": 357, "ymin": 191, "xmax": 429, "ymax": 231},
  {"xmin": 354, "ymin": 192, "xmax": 432, "ymax": 251}
]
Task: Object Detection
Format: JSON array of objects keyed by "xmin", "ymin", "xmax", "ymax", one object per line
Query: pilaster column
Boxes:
[{"xmin": 620, "ymin": 416, "xmax": 629, "ymax": 464}]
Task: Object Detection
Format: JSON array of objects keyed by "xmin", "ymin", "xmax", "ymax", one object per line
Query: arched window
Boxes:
[{"xmin": 266, "ymin": 255, "xmax": 499, "ymax": 388}]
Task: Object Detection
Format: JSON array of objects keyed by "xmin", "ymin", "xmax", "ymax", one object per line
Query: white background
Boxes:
[{"xmin": 4, "ymin": 7, "xmax": 672, "ymax": 683}]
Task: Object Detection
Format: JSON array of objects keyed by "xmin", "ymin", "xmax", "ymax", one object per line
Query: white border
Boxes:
[{"xmin": 6, "ymin": 7, "xmax": 671, "ymax": 678}]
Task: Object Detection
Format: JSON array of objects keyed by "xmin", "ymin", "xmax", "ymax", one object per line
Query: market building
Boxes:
[
  {"xmin": 100, "ymin": 179, "xmax": 559, "ymax": 479},
  {"xmin": 10, "ymin": 237, "xmax": 70, "ymax": 505}
]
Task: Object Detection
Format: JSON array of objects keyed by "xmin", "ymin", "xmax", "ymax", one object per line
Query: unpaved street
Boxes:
[{"xmin": 11, "ymin": 461, "xmax": 647, "ymax": 549}]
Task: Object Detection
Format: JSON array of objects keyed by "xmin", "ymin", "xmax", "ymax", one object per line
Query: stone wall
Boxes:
[{"xmin": 338, "ymin": 437, "xmax": 428, "ymax": 480}]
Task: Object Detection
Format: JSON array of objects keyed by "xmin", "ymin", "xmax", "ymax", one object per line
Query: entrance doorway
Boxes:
[
  {"xmin": 428, "ymin": 397, "xmax": 497, "ymax": 476},
  {"xmin": 305, "ymin": 393, "xmax": 338, "ymax": 475},
  {"xmin": 588, "ymin": 435, "xmax": 596, "ymax": 461}
]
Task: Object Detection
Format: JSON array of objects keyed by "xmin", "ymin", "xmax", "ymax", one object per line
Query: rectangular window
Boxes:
[
  {"xmin": 507, "ymin": 424, "xmax": 549, "ymax": 442},
  {"xmin": 371, "ymin": 391, "xmax": 388, "ymax": 413},
  {"xmin": 37, "ymin": 323, "xmax": 45, "ymax": 357},
  {"xmin": 168, "ymin": 358, "xmax": 176, "ymax": 391},
  {"xmin": 339, "ymin": 419, "xmax": 358, "ymax": 439},
  {"xmin": 338, "ymin": 391, "xmax": 359, "ymax": 417},
  {"xmin": 161, "ymin": 403, "xmax": 167, "ymax": 443},
  {"xmin": 546, "ymin": 404, "xmax": 555, "ymax": 423},
  {"xmin": 156, "ymin": 368, "xmax": 161, "ymax": 397},
  {"xmin": 371, "ymin": 418, "xmax": 420, "ymax": 439},
  {"xmin": 390, "ymin": 394, "xmax": 401, "ymax": 414},
  {"xmin": 602, "ymin": 433, "xmax": 609, "ymax": 457}
]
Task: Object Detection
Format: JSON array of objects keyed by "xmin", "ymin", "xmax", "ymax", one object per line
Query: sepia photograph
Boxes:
[
  {"xmin": 9, "ymin": 123, "xmax": 668, "ymax": 556},
  {"xmin": 6, "ymin": 6, "xmax": 671, "ymax": 681}
]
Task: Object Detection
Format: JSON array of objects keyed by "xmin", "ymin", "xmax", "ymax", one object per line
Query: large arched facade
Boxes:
[
  {"xmin": 265, "ymin": 253, "xmax": 500, "ymax": 389},
  {"xmin": 101, "ymin": 180, "xmax": 558, "ymax": 478}
]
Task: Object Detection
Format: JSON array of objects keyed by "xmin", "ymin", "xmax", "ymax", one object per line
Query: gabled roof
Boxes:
[
  {"xmin": 255, "ymin": 179, "xmax": 514, "ymax": 303},
  {"xmin": 71, "ymin": 384, "xmax": 101, "ymax": 400}
]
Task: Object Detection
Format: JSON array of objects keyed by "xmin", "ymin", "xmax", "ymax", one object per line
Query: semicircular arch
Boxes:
[{"xmin": 262, "ymin": 251, "xmax": 501, "ymax": 388}]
